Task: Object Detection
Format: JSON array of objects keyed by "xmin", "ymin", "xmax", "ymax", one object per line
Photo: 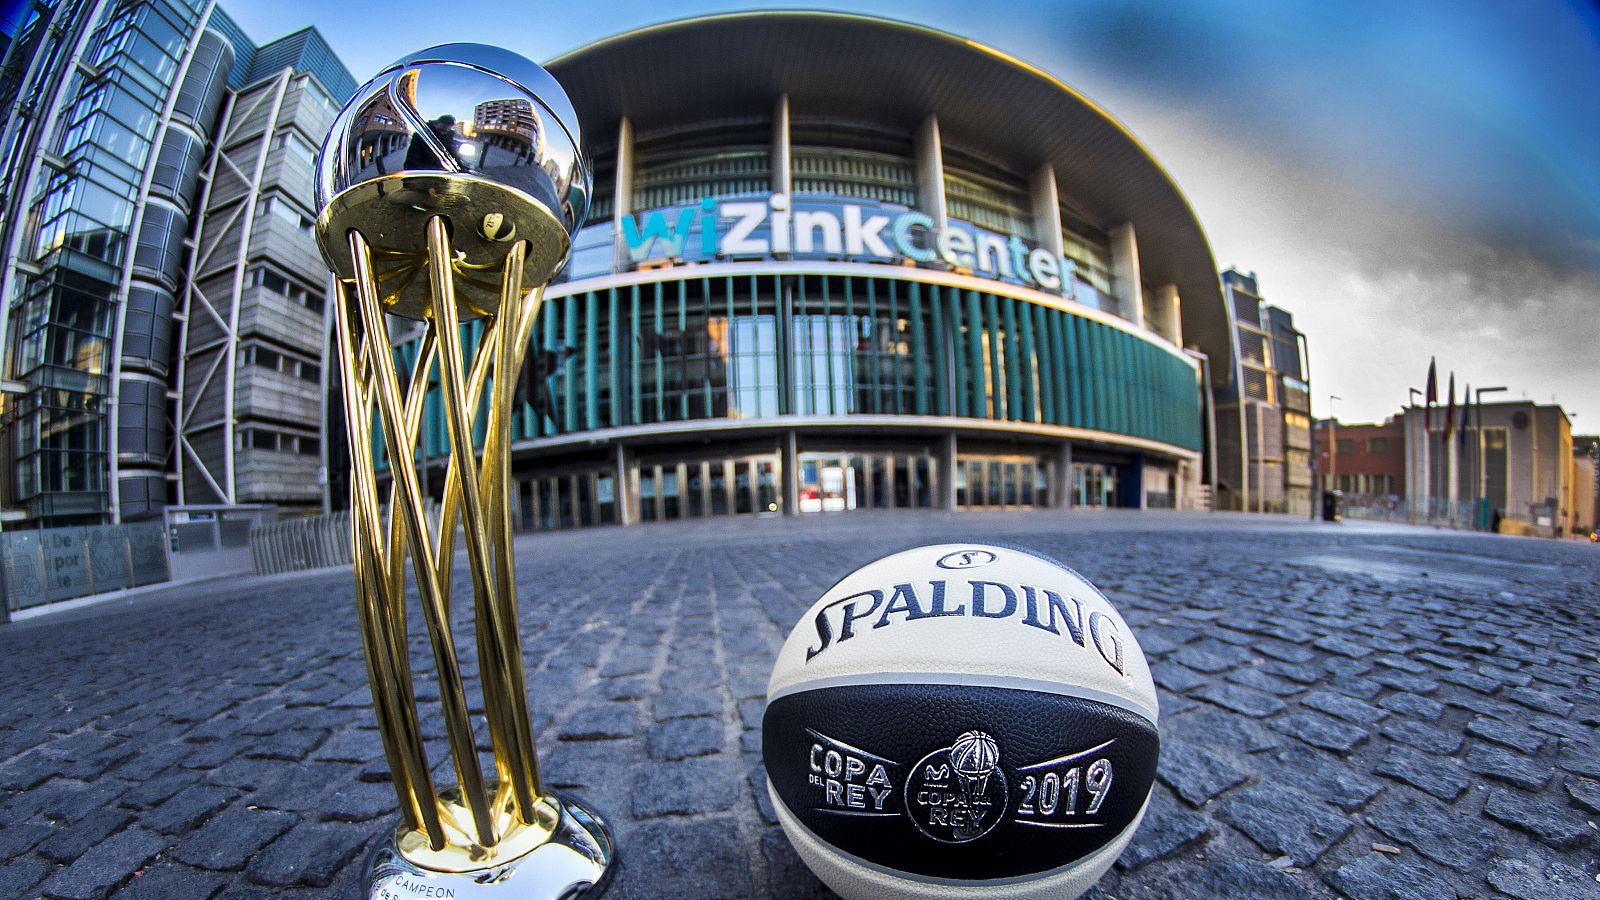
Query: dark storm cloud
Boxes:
[{"xmin": 1006, "ymin": 0, "xmax": 1600, "ymax": 273}]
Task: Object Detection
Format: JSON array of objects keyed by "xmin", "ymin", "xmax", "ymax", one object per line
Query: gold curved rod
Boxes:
[
  {"xmin": 348, "ymin": 229, "xmax": 497, "ymax": 848},
  {"xmin": 332, "ymin": 283, "xmax": 442, "ymax": 848}
]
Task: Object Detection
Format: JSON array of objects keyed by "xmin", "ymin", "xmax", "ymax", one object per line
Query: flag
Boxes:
[
  {"xmin": 1444, "ymin": 372, "xmax": 1456, "ymax": 440},
  {"xmin": 1425, "ymin": 358, "xmax": 1437, "ymax": 432}
]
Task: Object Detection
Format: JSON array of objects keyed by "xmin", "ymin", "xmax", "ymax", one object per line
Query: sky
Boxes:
[{"xmin": 225, "ymin": 0, "xmax": 1600, "ymax": 429}]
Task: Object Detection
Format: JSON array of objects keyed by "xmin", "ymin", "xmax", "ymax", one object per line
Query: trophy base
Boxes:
[{"xmin": 365, "ymin": 795, "xmax": 613, "ymax": 899}]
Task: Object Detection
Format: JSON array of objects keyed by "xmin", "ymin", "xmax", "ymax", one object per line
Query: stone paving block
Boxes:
[
  {"xmin": 1441, "ymin": 668, "xmax": 1501, "ymax": 693},
  {"xmin": 1509, "ymin": 687, "xmax": 1575, "ymax": 717},
  {"xmin": 1169, "ymin": 639, "xmax": 1253, "ymax": 674},
  {"xmin": 0, "ymin": 854, "xmax": 50, "ymax": 898},
  {"xmin": 632, "ymin": 758, "xmax": 738, "ymax": 818},
  {"xmin": 1486, "ymin": 857, "xmax": 1598, "ymax": 900},
  {"xmin": 1157, "ymin": 741, "xmax": 1248, "ymax": 807},
  {"xmin": 104, "ymin": 861, "xmax": 224, "ymax": 899},
  {"xmin": 0, "ymin": 821, "xmax": 51, "ymax": 859},
  {"xmin": 1226, "ymin": 666, "xmax": 1302, "ymax": 697},
  {"xmin": 319, "ymin": 779, "xmax": 398, "ymax": 823},
  {"xmin": 1193, "ymin": 679, "xmax": 1288, "ymax": 717},
  {"xmin": 1171, "ymin": 857, "xmax": 1315, "ymax": 898},
  {"xmin": 1365, "ymin": 792, "xmax": 1499, "ymax": 869},
  {"xmin": 1270, "ymin": 745, "xmax": 1381, "ymax": 812},
  {"xmin": 1170, "ymin": 706, "xmax": 1284, "ymax": 753},
  {"xmin": 1557, "ymin": 742, "xmax": 1600, "ymax": 779},
  {"xmin": 1565, "ymin": 777, "xmax": 1600, "ymax": 814},
  {"xmin": 1482, "ymin": 788, "xmax": 1593, "ymax": 852},
  {"xmin": 1371, "ymin": 670, "xmax": 1439, "ymax": 695},
  {"xmin": 613, "ymin": 818, "xmax": 753, "ymax": 899},
  {"xmin": 1376, "ymin": 692, "xmax": 1444, "ymax": 720},
  {"xmin": 245, "ymin": 821, "xmax": 370, "ymax": 887},
  {"xmin": 559, "ymin": 703, "xmax": 636, "ymax": 741},
  {"xmin": 1466, "ymin": 716, "xmax": 1548, "ymax": 754},
  {"xmin": 1323, "ymin": 851, "xmax": 1459, "ymax": 900},
  {"xmin": 1218, "ymin": 785, "xmax": 1351, "ymax": 866},
  {"xmin": 1152, "ymin": 662, "xmax": 1208, "ymax": 693},
  {"xmin": 39, "ymin": 825, "xmax": 164, "ymax": 900},
  {"xmin": 760, "ymin": 828, "xmax": 830, "ymax": 899},
  {"xmin": 1374, "ymin": 746, "xmax": 1469, "ymax": 801},
  {"xmin": 653, "ymin": 689, "xmax": 722, "ymax": 721},
  {"xmin": 1114, "ymin": 792, "xmax": 1210, "ymax": 870},
  {"xmin": 142, "ymin": 782, "xmax": 235, "ymax": 834},
  {"xmin": 647, "ymin": 717, "xmax": 724, "ymax": 760},
  {"xmin": 1312, "ymin": 635, "xmax": 1373, "ymax": 658},
  {"xmin": 1463, "ymin": 743, "xmax": 1552, "ymax": 791},
  {"xmin": 1272, "ymin": 709, "xmax": 1369, "ymax": 752},
  {"xmin": 172, "ymin": 804, "xmax": 295, "ymax": 870},
  {"xmin": 1264, "ymin": 661, "xmax": 1323, "ymax": 685},
  {"xmin": 37, "ymin": 811, "xmax": 135, "ymax": 864},
  {"xmin": 1302, "ymin": 690, "xmax": 1388, "ymax": 726},
  {"xmin": 1374, "ymin": 654, "xmax": 1429, "ymax": 674}
]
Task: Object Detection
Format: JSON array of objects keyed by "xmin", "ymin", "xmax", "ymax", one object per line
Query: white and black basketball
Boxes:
[{"xmin": 763, "ymin": 544, "xmax": 1159, "ymax": 899}]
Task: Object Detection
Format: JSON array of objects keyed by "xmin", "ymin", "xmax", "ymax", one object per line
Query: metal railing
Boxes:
[{"xmin": 249, "ymin": 502, "xmax": 442, "ymax": 576}]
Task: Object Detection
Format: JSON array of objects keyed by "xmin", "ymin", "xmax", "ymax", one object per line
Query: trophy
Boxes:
[{"xmin": 313, "ymin": 44, "xmax": 611, "ymax": 896}]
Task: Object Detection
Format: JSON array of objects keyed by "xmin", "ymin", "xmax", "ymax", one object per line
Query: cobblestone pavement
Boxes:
[{"xmin": 2, "ymin": 511, "xmax": 1599, "ymax": 899}]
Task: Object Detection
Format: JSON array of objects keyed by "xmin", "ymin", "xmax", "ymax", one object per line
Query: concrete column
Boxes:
[
  {"xmin": 915, "ymin": 115, "xmax": 947, "ymax": 230},
  {"xmin": 1109, "ymin": 222, "xmax": 1144, "ymax": 327},
  {"xmin": 1029, "ymin": 164, "xmax": 1064, "ymax": 259},
  {"xmin": 1055, "ymin": 441, "xmax": 1073, "ymax": 509},
  {"xmin": 1153, "ymin": 283, "xmax": 1182, "ymax": 346},
  {"xmin": 939, "ymin": 433, "xmax": 959, "ymax": 510},
  {"xmin": 614, "ymin": 443, "xmax": 633, "ymax": 526},
  {"xmin": 612, "ymin": 116, "xmax": 634, "ymax": 271},
  {"xmin": 782, "ymin": 431, "xmax": 799, "ymax": 517},
  {"xmin": 772, "ymin": 94, "xmax": 791, "ymax": 196}
]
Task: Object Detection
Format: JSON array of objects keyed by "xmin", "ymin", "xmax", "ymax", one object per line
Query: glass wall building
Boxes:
[
  {"xmin": 347, "ymin": 12, "xmax": 1238, "ymax": 528},
  {"xmin": 0, "ymin": 0, "xmax": 352, "ymax": 528}
]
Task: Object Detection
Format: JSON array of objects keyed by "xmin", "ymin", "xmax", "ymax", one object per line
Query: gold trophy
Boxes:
[{"xmin": 313, "ymin": 44, "xmax": 611, "ymax": 897}]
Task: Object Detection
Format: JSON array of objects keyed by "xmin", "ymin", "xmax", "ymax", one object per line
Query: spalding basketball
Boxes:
[{"xmin": 763, "ymin": 544, "xmax": 1158, "ymax": 899}]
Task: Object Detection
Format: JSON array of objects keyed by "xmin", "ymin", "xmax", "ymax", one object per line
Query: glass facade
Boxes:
[
  {"xmin": 5, "ymin": 0, "xmax": 211, "ymax": 522},
  {"xmin": 382, "ymin": 272, "xmax": 1201, "ymax": 471}
]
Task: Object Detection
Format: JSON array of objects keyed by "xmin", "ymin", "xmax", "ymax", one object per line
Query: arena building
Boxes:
[{"xmin": 369, "ymin": 12, "xmax": 1236, "ymax": 528}]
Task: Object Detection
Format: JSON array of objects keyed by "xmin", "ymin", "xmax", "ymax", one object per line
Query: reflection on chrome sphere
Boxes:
[{"xmin": 316, "ymin": 43, "xmax": 590, "ymax": 239}]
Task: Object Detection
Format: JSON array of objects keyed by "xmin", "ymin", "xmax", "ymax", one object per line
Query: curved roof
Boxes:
[{"xmin": 547, "ymin": 10, "xmax": 1230, "ymax": 364}]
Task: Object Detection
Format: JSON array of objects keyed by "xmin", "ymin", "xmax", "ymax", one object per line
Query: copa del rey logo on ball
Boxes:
[{"xmin": 764, "ymin": 544, "xmax": 1160, "ymax": 900}]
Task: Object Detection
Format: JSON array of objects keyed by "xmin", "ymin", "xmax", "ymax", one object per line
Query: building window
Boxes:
[
  {"xmin": 271, "ymin": 130, "xmax": 318, "ymax": 171},
  {"xmin": 1367, "ymin": 436, "xmax": 1389, "ymax": 454},
  {"xmin": 1336, "ymin": 438, "xmax": 1355, "ymax": 456},
  {"xmin": 241, "ymin": 342, "xmax": 320, "ymax": 382},
  {"xmin": 791, "ymin": 121, "xmax": 917, "ymax": 207},
  {"xmin": 250, "ymin": 266, "xmax": 324, "ymax": 315},
  {"xmin": 256, "ymin": 194, "xmax": 314, "ymax": 236}
]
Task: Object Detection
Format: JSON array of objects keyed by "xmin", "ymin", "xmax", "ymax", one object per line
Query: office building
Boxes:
[
  {"xmin": 1214, "ymin": 268, "xmax": 1311, "ymax": 514},
  {"xmin": 0, "ymin": 0, "xmax": 353, "ymax": 527}
]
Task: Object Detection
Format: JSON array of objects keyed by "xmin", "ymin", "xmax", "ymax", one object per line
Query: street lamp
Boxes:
[
  {"xmin": 1328, "ymin": 395, "xmax": 1342, "ymax": 495},
  {"xmin": 1407, "ymin": 388, "xmax": 1423, "ymax": 525},
  {"xmin": 1475, "ymin": 385, "xmax": 1507, "ymax": 530}
]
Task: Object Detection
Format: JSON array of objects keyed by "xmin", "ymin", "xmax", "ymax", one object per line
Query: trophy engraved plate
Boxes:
[{"xmin": 313, "ymin": 43, "xmax": 610, "ymax": 897}]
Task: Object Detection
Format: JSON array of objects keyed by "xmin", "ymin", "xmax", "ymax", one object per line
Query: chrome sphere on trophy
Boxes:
[{"xmin": 313, "ymin": 44, "xmax": 609, "ymax": 897}]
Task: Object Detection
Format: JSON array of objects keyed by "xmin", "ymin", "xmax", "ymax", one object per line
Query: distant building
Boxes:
[
  {"xmin": 1214, "ymin": 268, "xmax": 1311, "ymax": 514},
  {"xmin": 1402, "ymin": 401, "xmax": 1574, "ymax": 537},
  {"xmin": 1572, "ymin": 435, "xmax": 1596, "ymax": 536},
  {"xmin": 1313, "ymin": 416, "xmax": 1405, "ymax": 497},
  {"xmin": 0, "ymin": 0, "xmax": 353, "ymax": 528}
]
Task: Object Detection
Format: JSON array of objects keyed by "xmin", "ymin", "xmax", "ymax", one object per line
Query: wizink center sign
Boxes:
[{"xmin": 621, "ymin": 194, "xmax": 1083, "ymax": 300}]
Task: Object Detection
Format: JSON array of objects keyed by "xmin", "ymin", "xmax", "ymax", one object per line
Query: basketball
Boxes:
[{"xmin": 763, "ymin": 543, "xmax": 1159, "ymax": 899}]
